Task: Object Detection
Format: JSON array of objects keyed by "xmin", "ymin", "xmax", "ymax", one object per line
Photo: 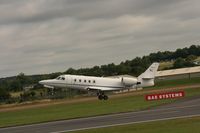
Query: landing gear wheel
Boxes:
[
  {"xmin": 98, "ymin": 95, "xmax": 103, "ymax": 100},
  {"xmin": 97, "ymin": 91, "xmax": 108, "ymax": 100},
  {"xmin": 103, "ymin": 95, "xmax": 108, "ymax": 100}
]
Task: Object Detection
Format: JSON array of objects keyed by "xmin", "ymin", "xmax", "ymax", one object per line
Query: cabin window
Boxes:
[
  {"xmin": 56, "ymin": 76, "xmax": 61, "ymax": 80},
  {"xmin": 79, "ymin": 79, "xmax": 81, "ymax": 82},
  {"xmin": 84, "ymin": 80, "xmax": 86, "ymax": 83},
  {"xmin": 88, "ymin": 80, "xmax": 91, "ymax": 83},
  {"xmin": 74, "ymin": 79, "xmax": 76, "ymax": 82},
  {"xmin": 93, "ymin": 80, "xmax": 96, "ymax": 83}
]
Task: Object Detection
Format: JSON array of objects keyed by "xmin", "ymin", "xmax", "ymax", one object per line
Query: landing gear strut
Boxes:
[{"xmin": 97, "ymin": 91, "xmax": 108, "ymax": 100}]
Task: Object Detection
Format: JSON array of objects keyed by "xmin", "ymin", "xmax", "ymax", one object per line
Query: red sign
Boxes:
[{"xmin": 145, "ymin": 91, "xmax": 185, "ymax": 101}]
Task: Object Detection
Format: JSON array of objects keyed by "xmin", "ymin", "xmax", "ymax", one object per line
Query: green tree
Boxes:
[
  {"xmin": 16, "ymin": 73, "xmax": 29, "ymax": 90},
  {"xmin": 65, "ymin": 68, "xmax": 76, "ymax": 74},
  {"xmin": 186, "ymin": 55, "xmax": 197, "ymax": 62},
  {"xmin": 0, "ymin": 88, "xmax": 10, "ymax": 101},
  {"xmin": 10, "ymin": 80, "xmax": 21, "ymax": 91},
  {"xmin": 174, "ymin": 58, "xmax": 185, "ymax": 68},
  {"xmin": 173, "ymin": 58, "xmax": 195, "ymax": 69}
]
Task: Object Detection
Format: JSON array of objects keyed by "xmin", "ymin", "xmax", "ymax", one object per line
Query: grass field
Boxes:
[
  {"xmin": 0, "ymin": 77, "xmax": 200, "ymax": 128},
  {"xmin": 0, "ymin": 93, "xmax": 171, "ymax": 127},
  {"xmin": 152, "ymin": 77, "xmax": 200, "ymax": 89},
  {"xmin": 0, "ymin": 86, "xmax": 200, "ymax": 128},
  {"xmin": 159, "ymin": 61, "xmax": 174, "ymax": 70},
  {"xmin": 195, "ymin": 56, "xmax": 200, "ymax": 62},
  {"xmin": 69, "ymin": 116, "xmax": 200, "ymax": 133}
]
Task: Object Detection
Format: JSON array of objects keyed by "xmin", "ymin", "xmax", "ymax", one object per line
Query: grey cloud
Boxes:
[
  {"xmin": 0, "ymin": 0, "xmax": 187, "ymax": 25},
  {"xmin": 0, "ymin": 0, "xmax": 200, "ymax": 77}
]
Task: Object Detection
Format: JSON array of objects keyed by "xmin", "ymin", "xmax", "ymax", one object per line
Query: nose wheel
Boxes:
[{"xmin": 97, "ymin": 91, "xmax": 108, "ymax": 100}]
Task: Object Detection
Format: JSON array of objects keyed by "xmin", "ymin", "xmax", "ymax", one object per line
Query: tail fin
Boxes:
[
  {"xmin": 137, "ymin": 63, "xmax": 159, "ymax": 87},
  {"xmin": 138, "ymin": 63, "xmax": 159, "ymax": 79}
]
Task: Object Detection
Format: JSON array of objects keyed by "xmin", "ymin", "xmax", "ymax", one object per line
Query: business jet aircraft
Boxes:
[{"xmin": 39, "ymin": 63, "xmax": 159, "ymax": 100}]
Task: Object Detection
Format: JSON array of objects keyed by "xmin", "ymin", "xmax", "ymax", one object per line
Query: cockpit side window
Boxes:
[
  {"xmin": 56, "ymin": 76, "xmax": 65, "ymax": 80},
  {"xmin": 56, "ymin": 76, "xmax": 61, "ymax": 80}
]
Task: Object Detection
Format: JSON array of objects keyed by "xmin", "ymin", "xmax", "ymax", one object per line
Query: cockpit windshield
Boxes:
[{"xmin": 56, "ymin": 76, "xmax": 65, "ymax": 80}]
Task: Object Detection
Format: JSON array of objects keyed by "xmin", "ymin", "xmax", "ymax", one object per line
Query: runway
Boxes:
[{"xmin": 1, "ymin": 96, "xmax": 200, "ymax": 133}]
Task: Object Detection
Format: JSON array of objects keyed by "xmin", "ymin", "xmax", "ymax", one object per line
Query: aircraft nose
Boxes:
[{"xmin": 39, "ymin": 80, "xmax": 47, "ymax": 85}]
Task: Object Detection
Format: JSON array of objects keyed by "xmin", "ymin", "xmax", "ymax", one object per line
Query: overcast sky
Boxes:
[{"xmin": 0, "ymin": 0, "xmax": 200, "ymax": 77}]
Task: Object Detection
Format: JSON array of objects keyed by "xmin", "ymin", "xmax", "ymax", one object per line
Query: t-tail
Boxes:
[{"xmin": 137, "ymin": 63, "xmax": 159, "ymax": 87}]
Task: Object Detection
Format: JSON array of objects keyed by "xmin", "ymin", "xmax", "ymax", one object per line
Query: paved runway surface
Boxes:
[{"xmin": 1, "ymin": 96, "xmax": 200, "ymax": 133}]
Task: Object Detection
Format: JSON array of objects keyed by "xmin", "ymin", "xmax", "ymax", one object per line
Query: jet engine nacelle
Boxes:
[{"xmin": 121, "ymin": 77, "xmax": 138, "ymax": 86}]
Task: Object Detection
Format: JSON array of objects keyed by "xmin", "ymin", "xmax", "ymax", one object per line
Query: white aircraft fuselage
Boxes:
[{"xmin": 39, "ymin": 63, "xmax": 159, "ymax": 100}]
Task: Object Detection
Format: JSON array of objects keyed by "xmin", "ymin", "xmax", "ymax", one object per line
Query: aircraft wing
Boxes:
[
  {"xmin": 44, "ymin": 85, "xmax": 54, "ymax": 89},
  {"xmin": 86, "ymin": 86, "xmax": 119, "ymax": 91}
]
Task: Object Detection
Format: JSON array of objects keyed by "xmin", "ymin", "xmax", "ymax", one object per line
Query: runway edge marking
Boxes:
[
  {"xmin": 51, "ymin": 114, "xmax": 200, "ymax": 133},
  {"xmin": 0, "ymin": 104, "xmax": 200, "ymax": 131}
]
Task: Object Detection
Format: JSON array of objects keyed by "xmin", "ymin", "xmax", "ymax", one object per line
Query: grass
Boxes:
[
  {"xmin": 195, "ymin": 56, "xmax": 200, "ymax": 62},
  {"xmin": 69, "ymin": 116, "xmax": 200, "ymax": 133},
  {"xmin": 159, "ymin": 61, "xmax": 174, "ymax": 70},
  {"xmin": 0, "ymin": 77, "xmax": 200, "ymax": 128},
  {"xmin": 0, "ymin": 94, "xmax": 170, "ymax": 127},
  {"xmin": 10, "ymin": 91, "xmax": 23, "ymax": 98},
  {"xmin": 150, "ymin": 77, "xmax": 200, "ymax": 89},
  {"xmin": 0, "ymin": 86, "xmax": 200, "ymax": 128}
]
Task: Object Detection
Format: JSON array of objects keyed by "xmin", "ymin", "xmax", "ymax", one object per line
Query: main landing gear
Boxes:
[{"xmin": 97, "ymin": 91, "xmax": 108, "ymax": 100}]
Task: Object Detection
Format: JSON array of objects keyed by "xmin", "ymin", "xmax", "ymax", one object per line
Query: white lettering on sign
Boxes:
[{"xmin": 145, "ymin": 91, "xmax": 185, "ymax": 101}]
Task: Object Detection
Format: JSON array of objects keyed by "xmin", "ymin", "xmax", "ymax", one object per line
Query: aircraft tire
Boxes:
[
  {"xmin": 103, "ymin": 95, "xmax": 108, "ymax": 100},
  {"xmin": 98, "ymin": 95, "xmax": 103, "ymax": 100}
]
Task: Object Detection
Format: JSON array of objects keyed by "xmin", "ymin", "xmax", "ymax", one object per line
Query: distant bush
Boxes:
[
  {"xmin": 0, "ymin": 88, "xmax": 10, "ymax": 102},
  {"xmin": 19, "ymin": 91, "xmax": 36, "ymax": 102},
  {"xmin": 173, "ymin": 57, "xmax": 196, "ymax": 69}
]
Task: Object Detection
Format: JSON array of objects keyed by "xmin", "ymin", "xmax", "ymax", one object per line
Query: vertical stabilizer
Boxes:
[
  {"xmin": 138, "ymin": 63, "xmax": 159, "ymax": 79},
  {"xmin": 137, "ymin": 63, "xmax": 159, "ymax": 87}
]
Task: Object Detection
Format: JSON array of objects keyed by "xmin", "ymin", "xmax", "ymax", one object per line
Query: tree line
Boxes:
[
  {"xmin": 64, "ymin": 45, "xmax": 200, "ymax": 76},
  {"xmin": 0, "ymin": 45, "xmax": 200, "ymax": 100}
]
